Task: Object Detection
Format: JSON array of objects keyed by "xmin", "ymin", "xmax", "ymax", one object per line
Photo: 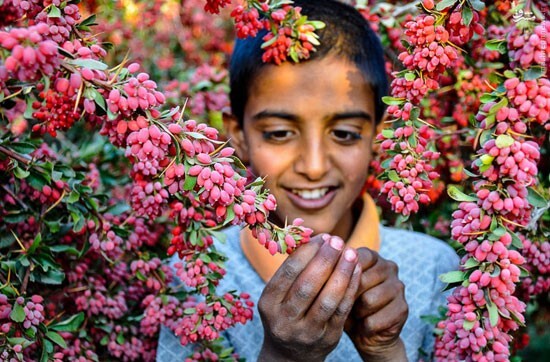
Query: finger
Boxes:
[
  {"xmin": 352, "ymin": 278, "xmax": 403, "ymax": 319},
  {"xmin": 356, "ymin": 247, "xmax": 378, "ymax": 272},
  {"xmin": 328, "ymin": 255, "xmax": 362, "ymax": 330},
  {"xmin": 284, "ymin": 235, "xmax": 345, "ymax": 317},
  {"xmin": 307, "ymin": 247, "xmax": 359, "ymax": 324},
  {"xmin": 356, "ymin": 257, "xmax": 398, "ymax": 298},
  {"xmin": 357, "ymin": 297, "xmax": 409, "ymax": 340},
  {"xmin": 261, "ymin": 234, "xmax": 326, "ymax": 304}
]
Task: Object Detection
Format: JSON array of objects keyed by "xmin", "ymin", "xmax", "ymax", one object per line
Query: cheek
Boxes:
[{"xmin": 340, "ymin": 146, "xmax": 372, "ymax": 185}]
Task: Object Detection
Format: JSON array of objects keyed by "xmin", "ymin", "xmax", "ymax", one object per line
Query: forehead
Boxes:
[{"xmin": 245, "ymin": 57, "xmax": 375, "ymax": 120}]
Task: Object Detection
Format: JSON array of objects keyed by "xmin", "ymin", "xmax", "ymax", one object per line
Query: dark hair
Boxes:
[{"xmin": 229, "ymin": 0, "xmax": 388, "ymax": 125}]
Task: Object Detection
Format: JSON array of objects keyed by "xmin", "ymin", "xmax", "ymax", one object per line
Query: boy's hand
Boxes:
[
  {"xmin": 258, "ymin": 234, "xmax": 362, "ymax": 362},
  {"xmin": 345, "ymin": 248, "xmax": 409, "ymax": 362}
]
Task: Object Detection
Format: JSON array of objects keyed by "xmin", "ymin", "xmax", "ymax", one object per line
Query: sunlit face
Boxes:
[{"xmin": 227, "ymin": 57, "xmax": 376, "ymax": 239}]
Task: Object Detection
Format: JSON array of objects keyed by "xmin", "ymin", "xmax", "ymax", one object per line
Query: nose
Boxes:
[{"xmin": 293, "ymin": 135, "xmax": 330, "ymax": 181}]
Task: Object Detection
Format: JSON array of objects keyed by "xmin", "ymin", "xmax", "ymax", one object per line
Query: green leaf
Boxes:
[
  {"xmin": 49, "ymin": 244, "xmax": 80, "ymax": 255},
  {"xmin": 382, "ymin": 96, "xmax": 405, "ymax": 106},
  {"xmin": 488, "ymin": 97, "xmax": 508, "ymax": 114},
  {"xmin": 479, "ymin": 94, "xmax": 498, "ymax": 104},
  {"xmin": 489, "ymin": 216, "xmax": 498, "ymax": 231},
  {"xmin": 10, "ymin": 303, "xmax": 26, "ymax": 322},
  {"xmin": 100, "ymin": 335, "xmax": 109, "ymax": 346},
  {"xmin": 524, "ymin": 65, "xmax": 544, "ymax": 81},
  {"xmin": 48, "ymin": 5, "xmax": 61, "ymax": 17},
  {"xmin": 527, "ymin": 187, "xmax": 547, "ymax": 208},
  {"xmin": 485, "ymin": 39, "xmax": 507, "ymax": 54},
  {"xmin": 495, "ymin": 134, "xmax": 514, "ymax": 149},
  {"xmin": 387, "ymin": 170, "xmax": 400, "ymax": 182},
  {"xmin": 88, "ymin": 88, "xmax": 106, "ymax": 111},
  {"xmin": 462, "ymin": 6, "xmax": 473, "ymax": 26},
  {"xmin": 409, "ymin": 107, "xmax": 420, "ymax": 122},
  {"xmin": 436, "ymin": 0, "xmax": 458, "ymax": 11},
  {"xmin": 463, "ymin": 319, "xmax": 475, "ymax": 331},
  {"xmin": 67, "ymin": 190, "xmax": 80, "ymax": 204},
  {"xmin": 492, "ymin": 226, "xmax": 506, "ymax": 236},
  {"xmin": 135, "ymin": 271, "xmax": 147, "ymax": 282},
  {"xmin": 183, "ymin": 176, "xmax": 197, "ymax": 191},
  {"xmin": 13, "ymin": 167, "xmax": 30, "ymax": 179},
  {"xmin": 116, "ymin": 333, "xmax": 125, "ymax": 344},
  {"xmin": 7, "ymin": 337, "xmax": 33, "ymax": 348},
  {"xmin": 46, "ymin": 331, "xmax": 67, "ymax": 348},
  {"xmin": 464, "ymin": 258, "xmax": 480, "ymax": 269},
  {"xmin": 447, "ymin": 185, "xmax": 477, "ymax": 202},
  {"xmin": 468, "ymin": 0, "xmax": 485, "ymax": 11},
  {"xmin": 67, "ymin": 58, "xmax": 108, "ymax": 71},
  {"xmin": 509, "ymin": 230, "xmax": 524, "ymax": 249},
  {"xmin": 503, "ymin": 70, "xmax": 516, "ymax": 79},
  {"xmin": 30, "ymin": 268, "xmax": 65, "ymax": 285},
  {"xmin": 439, "ymin": 270, "xmax": 465, "ymax": 284},
  {"xmin": 404, "ymin": 72, "xmax": 416, "ymax": 81},
  {"xmin": 79, "ymin": 14, "xmax": 97, "ymax": 27},
  {"xmin": 9, "ymin": 142, "xmax": 36, "ymax": 154},
  {"xmin": 27, "ymin": 233, "xmax": 42, "ymax": 254},
  {"xmin": 487, "ymin": 300, "xmax": 499, "ymax": 327},
  {"xmin": 381, "ymin": 129, "xmax": 394, "ymax": 138}
]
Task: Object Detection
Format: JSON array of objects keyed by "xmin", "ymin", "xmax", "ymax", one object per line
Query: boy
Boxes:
[{"xmin": 157, "ymin": 0, "xmax": 458, "ymax": 360}]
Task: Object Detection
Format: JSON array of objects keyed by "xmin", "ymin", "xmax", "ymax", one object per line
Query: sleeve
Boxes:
[
  {"xmin": 420, "ymin": 246, "xmax": 460, "ymax": 359},
  {"xmin": 156, "ymin": 325, "xmax": 191, "ymax": 362}
]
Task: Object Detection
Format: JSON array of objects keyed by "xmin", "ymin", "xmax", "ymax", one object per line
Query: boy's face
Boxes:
[{"xmin": 227, "ymin": 57, "xmax": 376, "ymax": 239}]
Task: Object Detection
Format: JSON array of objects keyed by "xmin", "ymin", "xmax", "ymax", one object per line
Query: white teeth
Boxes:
[{"xmin": 292, "ymin": 188, "xmax": 329, "ymax": 200}]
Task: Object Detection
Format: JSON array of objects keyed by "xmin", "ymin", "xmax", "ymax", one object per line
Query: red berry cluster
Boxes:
[
  {"xmin": 516, "ymin": 235, "xmax": 549, "ymax": 301},
  {"xmin": 377, "ymin": 123, "xmax": 440, "ymax": 216},
  {"xmin": 0, "ymin": 23, "xmax": 59, "ymax": 81},
  {"xmin": 33, "ymin": 3, "xmax": 80, "ymax": 44},
  {"xmin": 399, "ymin": 15, "xmax": 459, "ymax": 77},
  {"xmin": 446, "ymin": 9, "xmax": 484, "ymax": 46},
  {"xmin": 108, "ymin": 71, "xmax": 166, "ymax": 115},
  {"xmin": 507, "ymin": 22, "xmax": 550, "ymax": 71},
  {"xmin": 172, "ymin": 293, "xmax": 254, "ymax": 346},
  {"xmin": 31, "ymin": 89, "xmax": 81, "ymax": 137},
  {"xmin": 504, "ymin": 77, "xmax": 550, "ymax": 128}
]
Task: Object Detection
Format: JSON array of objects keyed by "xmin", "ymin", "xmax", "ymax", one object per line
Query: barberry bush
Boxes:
[{"xmin": 1, "ymin": 0, "xmax": 548, "ymax": 361}]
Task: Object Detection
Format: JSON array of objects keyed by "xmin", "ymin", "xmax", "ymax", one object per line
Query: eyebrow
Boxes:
[{"xmin": 251, "ymin": 110, "xmax": 372, "ymax": 123}]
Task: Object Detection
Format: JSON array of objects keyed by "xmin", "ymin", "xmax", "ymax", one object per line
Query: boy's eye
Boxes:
[
  {"xmin": 262, "ymin": 130, "xmax": 295, "ymax": 141},
  {"xmin": 331, "ymin": 129, "xmax": 362, "ymax": 143}
]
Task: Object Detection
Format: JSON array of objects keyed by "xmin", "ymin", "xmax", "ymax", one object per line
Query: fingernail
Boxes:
[
  {"xmin": 353, "ymin": 264, "xmax": 361, "ymax": 274},
  {"xmin": 329, "ymin": 236, "xmax": 344, "ymax": 251},
  {"xmin": 344, "ymin": 248, "xmax": 357, "ymax": 262},
  {"xmin": 321, "ymin": 234, "xmax": 331, "ymax": 242}
]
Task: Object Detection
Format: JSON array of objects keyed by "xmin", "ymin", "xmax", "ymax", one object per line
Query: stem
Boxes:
[
  {"xmin": 21, "ymin": 265, "xmax": 31, "ymax": 295},
  {"xmin": 0, "ymin": 272, "xmax": 7, "ymax": 285},
  {"xmin": 0, "ymin": 145, "xmax": 33, "ymax": 166},
  {"xmin": 1, "ymin": 184, "xmax": 30, "ymax": 210}
]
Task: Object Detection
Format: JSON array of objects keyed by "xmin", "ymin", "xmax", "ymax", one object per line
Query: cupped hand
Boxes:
[
  {"xmin": 345, "ymin": 247, "xmax": 409, "ymax": 361},
  {"xmin": 258, "ymin": 234, "xmax": 362, "ymax": 362}
]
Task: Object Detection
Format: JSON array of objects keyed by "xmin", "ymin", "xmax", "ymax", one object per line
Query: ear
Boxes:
[{"xmin": 223, "ymin": 112, "xmax": 250, "ymax": 164}]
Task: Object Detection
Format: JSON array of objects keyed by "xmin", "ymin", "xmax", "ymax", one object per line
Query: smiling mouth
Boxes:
[
  {"xmin": 284, "ymin": 186, "xmax": 338, "ymax": 210},
  {"xmin": 291, "ymin": 187, "xmax": 330, "ymax": 200}
]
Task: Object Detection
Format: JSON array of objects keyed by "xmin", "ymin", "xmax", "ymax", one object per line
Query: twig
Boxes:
[
  {"xmin": 21, "ymin": 266, "xmax": 31, "ymax": 295},
  {"xmin": 1, "ymin": 184, "xmax": 30, "ymax": 210}
]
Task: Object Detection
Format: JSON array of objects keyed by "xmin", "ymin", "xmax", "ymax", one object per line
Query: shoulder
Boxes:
[{"xmin": 379, "ymin": 226, "xmax": 458, "ymax": 272}]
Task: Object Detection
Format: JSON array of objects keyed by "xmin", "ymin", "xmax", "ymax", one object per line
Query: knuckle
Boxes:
[
  {"xmin": 319, "ymin": 297, "xmax": 338, "ymax": 314},
  {"xmin": 282, "ymin": 260, "xmax": 301, "ymax": 280},
  {"xmin": 334, "ymin": 300, "xmax": 352, "ymax": 317},
  {"xmin": 396, "ymin": 280, "xmax": 406, "ymax": 295},
  {"xmin": 387, "ymin": 260, "xmax": 399, "ymax": 274},
  {"xmin": 295, "ymin": 283, "xmax": 314, "ymax": 301}
]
